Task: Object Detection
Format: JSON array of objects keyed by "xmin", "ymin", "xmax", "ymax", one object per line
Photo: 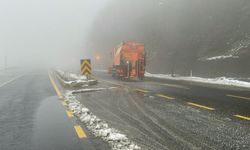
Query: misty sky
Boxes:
[{"xmin": 0, "ymin": 0, "xmax": 110, "ymax": 69}]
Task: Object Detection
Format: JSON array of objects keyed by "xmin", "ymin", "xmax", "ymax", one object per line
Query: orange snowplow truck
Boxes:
[{"xmin": 110, "ymin": 42, "xmax": 146, "ymax": 80}]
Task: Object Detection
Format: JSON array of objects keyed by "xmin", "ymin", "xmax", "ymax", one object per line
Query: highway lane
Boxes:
[
  {"xmin": 0, "ymin": 70, "xmax": 110, "ymax": 150},
  {"xmin": 93, "ymin": 71, "xmax": 250, "ymax": 122},
  {"xmin": 0, "ymin": 68, "xmax": 25, "ymax": 87},
  {"xmin": 150, "ymin": 79, "xmax": 250, "ymax": 121},
  {"xmin": 71, "ymin": 70, "xmax": 250, "ymax": 150}
]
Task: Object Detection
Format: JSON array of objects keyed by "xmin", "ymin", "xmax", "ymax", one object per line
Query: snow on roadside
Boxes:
[
  {"xmin": 66, "ymin": 87, "xmax": 117, "ymax": 94},
  {"xmin": 64, "ymin": 92, "xmax": 141, "ymax": 150},
  {"xmin": 56, "ymin": 69, "xmax": 87, "ymax": 80},
  {"xmin": 63, "ymin": 79, "xmax": 96, "ymax": 85},
  {"xmin": 145, "ymin": 72, "xmax": 250, "ymax": 89},
  {"xmin": 69, "ymin": 73, "xmax": 87, "ymax": 80},
  {"xmin": 55, "ymin": 69, "xmax": 97, "ymax": 87},
  {"xmin": 56, "ymin": 69, "xmax": 64, "ymax": 76}
]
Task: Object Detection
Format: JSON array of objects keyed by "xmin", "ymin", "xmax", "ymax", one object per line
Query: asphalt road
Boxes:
[
  {"xmin": 94, "ymin": 71, "xmax": 250, "ymax": 122},
  {"xmin": 4, "ymin": 68, "xmax": 248, "ymax": 150},
  {"xmin": 0, "ymin": 69, "xmax": 109, "ymax": 150},
  {"xmin": 70, "ymin": 71, "xmax": 250, "ymax": 150}
]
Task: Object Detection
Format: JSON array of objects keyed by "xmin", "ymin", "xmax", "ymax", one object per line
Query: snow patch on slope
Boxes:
[
  {"xmin": 230, "ymin": 36, "xmax": 250, "ymax": 54},
  {"xmin": 205, "ymin": 36, "xmax": 250, "ymax": 61},
  {"xmin": 206, "ymin": 55, "xmax": 239, "ymax": 60}
]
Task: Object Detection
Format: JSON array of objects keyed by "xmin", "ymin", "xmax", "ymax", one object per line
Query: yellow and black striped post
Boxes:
[{"xmin": 80, "ymin": 59, "xmax": 92, "ymax": 79}]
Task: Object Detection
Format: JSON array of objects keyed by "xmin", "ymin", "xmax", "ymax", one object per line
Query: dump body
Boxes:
[{"xmin": 111, "ymin": 42, "xmax": 146, "ymax": 80}]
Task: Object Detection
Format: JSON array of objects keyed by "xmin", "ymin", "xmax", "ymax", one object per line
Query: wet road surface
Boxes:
[
  {"xmin": 0, "ymin": 69, "xmax": 109, "ymax": 150},
  {"xmin": 66, "ymin": 70, "xmax": 250, "ymax": 150},
  {"xmin": 94, "ymin": 71, "xmax": 250, "ymax": 122}
]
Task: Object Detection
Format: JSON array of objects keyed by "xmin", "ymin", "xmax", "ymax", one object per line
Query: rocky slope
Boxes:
[{"xmin": 86, "ymin": 0, "xmax": 250, "ymax": 78}]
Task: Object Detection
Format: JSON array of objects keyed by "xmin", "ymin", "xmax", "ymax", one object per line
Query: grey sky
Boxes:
[{"xmin": 0, "ymin": 0, "xmax": 110, "ymax": 69}]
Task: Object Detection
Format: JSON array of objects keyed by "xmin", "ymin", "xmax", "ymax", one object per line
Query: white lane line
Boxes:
[
  {"xmin": 152, "ymin": 82, "xmax": 190, "ymax": 90},
  {"xmin": 0, "ymin": 75, "xmax": 24, "ymax": 88},
  {"xmin": 227, "ymin": 94, "xmax": 250, "ymax": 101}
]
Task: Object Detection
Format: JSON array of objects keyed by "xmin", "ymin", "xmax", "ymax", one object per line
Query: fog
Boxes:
[
  {"xmin": 1, "ymin": 0, "xmax": 250, "ymax": 77},
  {"xmin": 86, "ymin": 0, "xmax": 250, "ymax": 77},
  {"xmin": 0, "ymin": 0, "xmax": 110, "ymax": 70}
]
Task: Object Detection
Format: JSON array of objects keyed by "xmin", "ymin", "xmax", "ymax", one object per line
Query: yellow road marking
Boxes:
[
  {"xmin": 49, "ymin": 73, "xmax": 87, "ymax": 138},
  {"xmin": 187, "ymin": 102, "xmax": 215, "ymax": 111},
  {"xmin": 135, "ymin": 89, "xmax": 149, "ymax": 93},
  {"xmin": 66, "ymin": 111, "xmax": 74, "ymax": 118},
  {"xmin": 227, "ymin": 94, "xmax": 250, "ymax": 101},
  {"xmin": 61, "ymin": 101, "xmax": 67, "ymax": 106},
  {"xmin": 153, "ymin": 82, "xmax": 190, "ymax": 90},
  {"xmin": 48, "ymin": 73, "xmax": 63, "ymax": 99},
  {"xmin": 156, "ymin": 94, "xmax": 175, "ymax": 100},
  {"xmin": 74, "ymin": 125, "xmax": 87, "ymax": 138},
  {"xmin": 234, "ymin": 115, "xmax": 250, "ymax": 121}
]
